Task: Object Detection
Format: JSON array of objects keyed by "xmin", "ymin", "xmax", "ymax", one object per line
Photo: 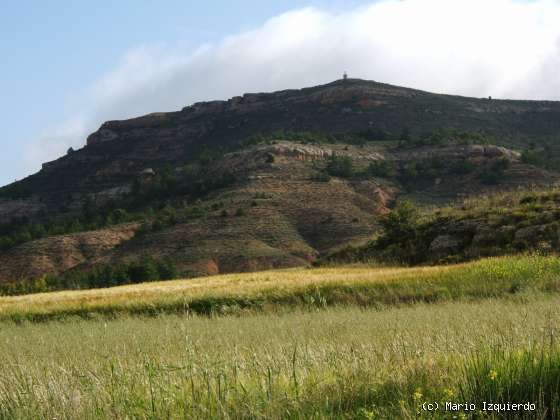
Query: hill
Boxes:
[{"xmin": 2, "ymin": 78, "xmax": 560, "ymax": 286}]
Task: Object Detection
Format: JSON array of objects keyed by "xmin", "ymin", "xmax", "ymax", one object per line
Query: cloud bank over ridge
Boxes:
[{"xmin": 25, "ymin": 0, "xmax": 560, "ymax": 174}]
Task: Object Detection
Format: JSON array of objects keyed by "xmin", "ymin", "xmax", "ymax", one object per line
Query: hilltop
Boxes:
[{"xmin": 1, "ymin": 78, "xmax": 560, "ymax": 287}]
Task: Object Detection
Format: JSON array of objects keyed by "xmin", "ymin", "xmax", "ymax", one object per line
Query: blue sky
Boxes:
[
  {"xmin": 1, "ymin": 0, "xmax": 559, "ymax": 187},
  {"xmin": 0, "ymin": 0, "xmax": 374, "ymax": 185},
  {"xmin": 0, "ymin": 0, "xmax": 372, "ymax": 186}
]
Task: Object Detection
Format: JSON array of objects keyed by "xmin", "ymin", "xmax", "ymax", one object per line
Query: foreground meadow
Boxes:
[
  {"xmin": 1, "ymin": 298, "xmax": 559, "ymax": 419},
  {"xmin": 0, "ymin": 255, "xmax": 559, "ymax": 418}
]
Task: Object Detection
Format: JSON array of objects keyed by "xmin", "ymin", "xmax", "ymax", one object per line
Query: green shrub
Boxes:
[
  {"xmin": 197, "ymin": 148, "xmax": 224, "ymax": 165},
  {"xmin": 379, "ymin": 201, "xmax": 419, "ymax": 243},
  {"xmin": 325, "ymin": 155, "xmax": 354, "ymax": 178},
  {"xmin": 312, "ymin": 172, "xmax": 331, "ymax": 182},
  {"xmin": 365, "ymin": 160, "xmax": 397, "ymax": 178},
  {"xmin": 156, "ymin": 260, "xmax": 179, "ymax": 280},
  {"xmin": 210, "ymin": 202, "xmax": 224, "ymax": 211},
  {"xmin": 400, "ymin": 162, "xmax": 419, "ymax": 182},
  {"xmin": 127, "ymin": 257, "xmax": 160, "ymax": 282},
  {"xmin": 479, "ymin": 158, "xmax": 511, "ymax": 185},
  {"xmin": 450, "ymin": 159, "xmax": 475, "ymax": 174},
  {"xmin": 521, "ymin": 149, "xmax": 544, "ymax": 166},
  {"xmin": 399, "ymin": 128, "xmax": 411, "ymax": 144},
  {"xmin": 372, "ymin": 201, "xmax": 431, "ymax": 264}
]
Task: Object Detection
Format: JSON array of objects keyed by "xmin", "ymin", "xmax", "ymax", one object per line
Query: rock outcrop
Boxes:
[{"xmin": 0, "ymin": 197, "xmax": 45, "ymax": 225}]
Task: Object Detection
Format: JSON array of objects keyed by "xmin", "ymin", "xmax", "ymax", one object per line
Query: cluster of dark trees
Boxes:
[
  {"xmin": 320, "ymin": 155, "xmax": 397, "ymax": 180},
  {"xmin": 396, "ymin": 128, "xmax": 496, "ymax": 148},
  {"xmin": 0, "ymin": 206, "xmax": 135, "ymax": 251},
  {"xmin": 131, "ymin": 165, "xmax": 237, "ymax": 205},
  {"xmin": 520, "ymin": 144, "xmax": 560, "ymax": 171},
  {"xmin": 319, "ymin": 152, "xmax": 512, "ymax": 189},
  {"xmin": 0, "ymin": 257, "xmax": 178, "ymax": 296},
  {"xmin": 399, "ymin": 157, "xmax": 476, "ymax": 186},
  {"xmin": 243, "ymin": 129, "xmax": 397, "ymax": 147},
  {"xmin": 479, "ymin": 158, "xmax": 511, "ymax": 185},
  {"xmin": 243, "ymin": 130, "xmax": 332, "ymax": 146},
  {"xmin": 0, "ymin": 162, "xmax": 240, "ymax": 251},
  {"xmin": 138, "ymin": 204, "xmax": 207, "ymax": 234},
  {"xmin": 242, "ymin": 128, "xmax": 491, "ymax": 148}
]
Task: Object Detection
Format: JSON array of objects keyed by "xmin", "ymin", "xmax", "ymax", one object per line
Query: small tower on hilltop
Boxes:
[{"xmin": 343, "ymin": 71, "xmax": 348, "ymax": 81}]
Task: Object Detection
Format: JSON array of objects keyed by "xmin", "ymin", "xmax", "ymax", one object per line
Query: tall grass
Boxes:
[
  {"xmin": 0, "ymin": 297, "xmax": 559, "ymax": 418},
  {"xmin": 459, "ymin": 345, "xmax": 560, "ymax": 419},
  {"xmin": 0, "ymin": 255, "xmax": 559, "ymax": 322}
]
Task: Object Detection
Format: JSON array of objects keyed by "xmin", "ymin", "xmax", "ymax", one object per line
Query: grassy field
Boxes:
[
  {"xmin": 1, "ymin": 255, "xmax": 560, "ymax": 322},
  {"xmin": 1, "ymin": 255, "xmax": 560, "ymax": 418},
  {"xmin": 1, "ymin": 298, "xmax": 559, "ymax": 419}
]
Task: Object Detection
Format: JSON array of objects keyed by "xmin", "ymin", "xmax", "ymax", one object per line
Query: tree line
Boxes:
[{"xmin": 0, "ymin": 257, "xmax": 179, "ymax": 296}]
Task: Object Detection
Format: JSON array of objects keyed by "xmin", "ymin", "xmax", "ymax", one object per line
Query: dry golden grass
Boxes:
[
  {"xmin": 1, "ymin": 254, "xmax": 559, "ymax": 322},
  {"xmin": 0, "ymin": 263, "xmax": 462, "ymax": 319}
]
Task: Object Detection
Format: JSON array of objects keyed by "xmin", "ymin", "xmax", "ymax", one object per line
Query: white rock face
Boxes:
[{"xmin": 254, "ymin": 141, "xmax": 384, "ymax": 162}]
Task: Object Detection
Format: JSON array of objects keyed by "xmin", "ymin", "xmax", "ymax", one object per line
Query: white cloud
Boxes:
[{"xmin": 24, "ymin": 0, "xmax": 560, "ymax": 174}]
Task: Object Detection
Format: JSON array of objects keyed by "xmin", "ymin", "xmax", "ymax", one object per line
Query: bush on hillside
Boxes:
[
  {"xmin": 450, "ymin": 159, "xmax": 476, "ymax": 174},
  {"xmin": 365, "ymin": 160, "xmax": 397, "ymax": 178},
  {"xmin": 379, "ymin": 201, "xmax": 419, "ymax": 245},
  {"xmin": 521, "ymin": 149, "xmax": 545, "ymax": 166},
  {"xmin": 312, "ymin": 172, "xmax": 331, "ymax": 182},
  {"xmin": 325, "ymin": 155, "xmax": 354, "ymax": 178},
  {"xmin": 374, "ymin": 201, "xmax": 433, "ymax": 264},
  {"xmin": 480, "ymin": 158, "xmax": 510, "ymax": 185}
]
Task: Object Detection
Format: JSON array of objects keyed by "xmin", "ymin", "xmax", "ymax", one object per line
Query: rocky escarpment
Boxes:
[
  {"xmin": 0, "ymin": 197, "xmax": 46, "ymax": 224},
  {"xmin": 3, "ymin": 78, "xmax": 560, "ymax": 225}
]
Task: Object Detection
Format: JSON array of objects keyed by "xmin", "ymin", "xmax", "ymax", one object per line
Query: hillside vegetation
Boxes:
[
  {"xmin": 1, "ymin": 139, "xmax": 559, "ymax": 285},
  {"xmin": 332, "ymin": 186, "xmax": 560, "ymax": 265}
]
